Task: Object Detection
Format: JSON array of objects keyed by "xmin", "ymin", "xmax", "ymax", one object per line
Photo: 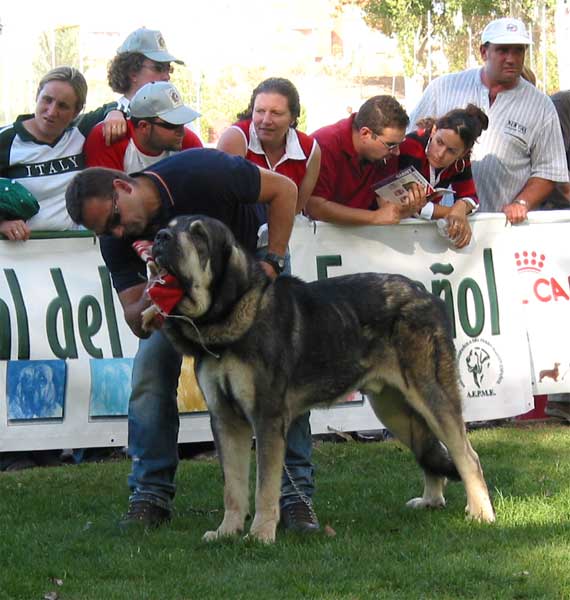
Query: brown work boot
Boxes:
[
  {"xmin": 119, "ymin": 500, "xmax": 172, "ymax": 530},
  {"xmin": 280, "ymin": 499, "xmax": 320, "ymax": 533}
]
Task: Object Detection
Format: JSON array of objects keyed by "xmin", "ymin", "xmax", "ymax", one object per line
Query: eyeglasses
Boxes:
[
  {"xmin": 145, "ymin": 118, "xmax": 184, "ymax": 131},
  {"xmin": 141, "ymin": 61, "xmax": 174, "ymax": 74},
  {"xmin": 372, "ymin": 133, "xmax": 402, "ymax": 152},
  {"xmin": 103, "ymin": 193, "xmax": 122, "ymax": 234}
]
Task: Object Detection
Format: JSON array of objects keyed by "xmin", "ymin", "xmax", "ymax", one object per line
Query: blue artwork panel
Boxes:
[
  {"xmin": 7, "ymin": 360, "xmax": 66, "ymax": 420},
  {"xmin": 89, "ymin": 358, "xmax": 133, "ymax": 417}
]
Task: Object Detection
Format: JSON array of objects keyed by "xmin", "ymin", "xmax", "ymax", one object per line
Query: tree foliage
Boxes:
[
  {"xmin": 339, "ymin": 0, "xmax": 557, "ymax": 90},
  {"xmin": 33, "ymin": 26, "xmax": 80, "ymax": 83}
]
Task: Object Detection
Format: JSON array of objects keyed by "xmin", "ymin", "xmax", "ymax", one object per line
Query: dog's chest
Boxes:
[{"xmin": 197, "ymin": 353, "xmax": 257, "ymax": 416}]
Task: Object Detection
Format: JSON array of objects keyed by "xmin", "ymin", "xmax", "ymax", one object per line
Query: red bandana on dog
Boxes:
[{"xmin": 132, "ymin": 240, "xmax": 184, "ymax": 329}]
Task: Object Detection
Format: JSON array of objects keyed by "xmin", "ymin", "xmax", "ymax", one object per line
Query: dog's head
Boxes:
[{"xmin": 152, "ymin": 215, "xmax": 253, "ymax": 321}]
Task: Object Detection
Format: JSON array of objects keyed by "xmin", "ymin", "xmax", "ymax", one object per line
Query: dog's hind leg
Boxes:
[
  {"xmin": 248, "ymin": 415, "xmax": 288, "ymax": 543},
  {"xmin": 202, "ymin": 409, "xmax": 253, "ymax": 542},
  {"xmin": 366, "ymin": 384, "xmax": 449, "ymax": 510}
]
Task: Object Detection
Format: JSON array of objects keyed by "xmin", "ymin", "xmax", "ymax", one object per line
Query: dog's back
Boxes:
[{"xmin": 253, "ymin": 272, "xmax": 458, "ymax": 411}]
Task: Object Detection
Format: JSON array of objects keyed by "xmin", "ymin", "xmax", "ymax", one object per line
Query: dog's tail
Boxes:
[
  {"xmin": 415, "ymin": 436, "xmax": 460, "ymax": 481},
  {"xmin": 367, "ymin": 386, "xmax": 461, "ymax": 481}
]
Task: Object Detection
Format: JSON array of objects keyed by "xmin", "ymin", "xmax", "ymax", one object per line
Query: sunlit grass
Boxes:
[{"xmin": 1, "ymin": 422, "xmax": 570, "ymax": 599}]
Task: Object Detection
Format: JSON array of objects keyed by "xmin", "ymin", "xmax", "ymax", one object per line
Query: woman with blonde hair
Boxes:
[{"xmin": 0, "ymin": 66, "xmax": 123, "ymax": 240}]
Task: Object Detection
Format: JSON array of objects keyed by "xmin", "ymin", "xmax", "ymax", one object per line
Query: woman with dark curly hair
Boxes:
[
  {"xmin": 107, "ymin": 28, "xmax": 184, "ymax": 111},
  {"xmin": 392, "ymin": 104, "xmax": 489, "ymax": 248}
]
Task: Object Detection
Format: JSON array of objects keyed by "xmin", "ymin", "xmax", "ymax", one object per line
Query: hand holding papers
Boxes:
[{"xmin": 373, "ymin": 166, "xmax": 455, "ymax": 205}]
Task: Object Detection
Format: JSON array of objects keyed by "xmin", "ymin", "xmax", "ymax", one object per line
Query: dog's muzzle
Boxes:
[{"xmin": 152, "ymin": 228, "xmax": 174, "ymax": 270}]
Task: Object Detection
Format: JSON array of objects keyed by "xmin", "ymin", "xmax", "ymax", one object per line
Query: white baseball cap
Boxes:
[
  {"xmin": 130, "ymin": 82, "xmax": 200, "ymax": 125},
  {"xmin": 118, "ymin": 28, "xmax": 184, "ymax": 64},
  {"xmin": 481, "ymin": 17, "xmax": 532, "ymax": 45}
]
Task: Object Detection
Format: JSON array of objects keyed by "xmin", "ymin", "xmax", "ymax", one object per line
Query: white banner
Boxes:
[{"xmin": 2, "ymin": 212, "xmax": 569, "ymax": 451}]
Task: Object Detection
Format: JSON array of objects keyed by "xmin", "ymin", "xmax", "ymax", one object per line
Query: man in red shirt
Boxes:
[
  {"xmin": 307, "ymin": 95, "xmax": 424, "ymax": 225},
  {"xmin": 85, "ymin": 81, "xmax": 202, "ymax": 173}
]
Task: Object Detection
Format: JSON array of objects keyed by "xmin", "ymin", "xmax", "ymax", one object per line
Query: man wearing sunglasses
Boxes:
[
  {"xmin": 107, "ymin": 28, "xmax": 183, "ymax": 112},
  {"xmin": 85, "ymin": 81, "xmax": 202, "ymax": 173},
  {"xmin": 306, "ymin": 95, "xmax": 427, "ymax": 225}
]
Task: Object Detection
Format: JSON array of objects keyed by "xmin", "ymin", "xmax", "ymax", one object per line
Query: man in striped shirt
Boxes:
[{"xmin": 408, "ymin": 17, "xmax": 568, "ymax": 224}]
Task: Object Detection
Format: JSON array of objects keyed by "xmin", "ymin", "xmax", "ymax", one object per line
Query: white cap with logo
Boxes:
[
  {"xmin": 118, "ymin": 28, "xmax": 185, "ymax": 64},
  {"xmin": 130, "ymin": 82, "xmax": 200, "ymax": 125},
  {"xmin": 481, "ymin": 17, "xmax": 532, "ymax": 45}
]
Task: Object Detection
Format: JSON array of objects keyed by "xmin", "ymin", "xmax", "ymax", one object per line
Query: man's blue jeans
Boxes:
[
  {"xmin": 255, "ymin": 244, "xmax": 315, "ymax": 508},
  {"xmin": 127, "ymin": 268, "xmax": 315, "ymax": 510}
]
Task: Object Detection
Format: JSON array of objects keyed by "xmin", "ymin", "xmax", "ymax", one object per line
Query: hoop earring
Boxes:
[{"xmin": 455, "ymin": 157, "xmax": 466, "ymax": 173}]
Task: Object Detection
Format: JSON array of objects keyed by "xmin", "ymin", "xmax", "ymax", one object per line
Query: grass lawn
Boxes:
[{"xmin": 1, "ymin": 421, "xmax": 570, "ymax": 599}]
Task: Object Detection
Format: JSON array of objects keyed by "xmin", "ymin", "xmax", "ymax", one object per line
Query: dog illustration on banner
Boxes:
[
  {"xmin": 539, "ymin": 362, "xmax": 561, "ymax": 383},
  {"xmin": 7, "ymin": 360, "xmax": 65, "ymax": 420},
  {"xmin": 148, "ymin": 215, "xmax": 495, "ymax": 543},
  {"xmin": 466, "ymin": 347, "xmax": 491, "ymax": 388}
]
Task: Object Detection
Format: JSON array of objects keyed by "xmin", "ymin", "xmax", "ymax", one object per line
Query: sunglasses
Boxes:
[
  {"xmin": 145, "ymin": 118, "xmax": 184, "ymax": 130},
  {"xmin": 103, "ymin": 193, "xmax": 122, "ymax": 234},
  {"xmin": 142, "ymin": 62, "xmax": 174, "ymax": 74}
]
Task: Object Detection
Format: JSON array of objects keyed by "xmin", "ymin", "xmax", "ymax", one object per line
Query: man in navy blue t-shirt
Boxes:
[{"xmin": 66, "ymin": 148, "xmax": 319, "ymax": 533}]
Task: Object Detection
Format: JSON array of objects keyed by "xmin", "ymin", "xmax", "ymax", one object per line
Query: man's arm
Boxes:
[
  {"xmin": 306, "ymin": 182, "xmax": 427, "ymax": 226},
  {"xmin": 306, "ymin": 195, "xmax": 401, "ymax": 225},
  {"xmin": 503, "ymin": 177, "xmax": 556, "ymax": 224},
  {"xmin": 117, "ymin": 282, "xmax": 152, "ymax": 339},
  {"xmin": 297, "ymin": 142, "xmax": 321, "ymax": 214},
  {"xmin": 216, "ymin": 126, "xmax": 247, "ymax": 156},
  {"xmin": 256, "ymin": 168, "xmax": 297, "ymax": 258},
  {"xmin": 558, "ymin": 182, "xmax": 570, "ymax": 201},
  {"xmin": 84, "ymin": 122, "xmax": 126, "ymax": 169}
]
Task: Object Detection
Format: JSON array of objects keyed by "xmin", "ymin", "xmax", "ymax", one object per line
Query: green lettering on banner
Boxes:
[
  {"xmin": 46, "ymin": 268, "xmax": 78, "ymax": 359},
  {"xmin": 316, "ymin": 255, "xmax": 342, "ymax": 281},
  {"xmin": 430, "ymin": 264, "xmax": 456, "ymax": 338},
  {"xmin": 4, "ymin": 269, "xmax": 30, "ymax": 359},
  {"xmin": 0, "ymin": 298, "xmax": 10, "ymax": 359},
  {"xmin": 483, "ymin": 248, "xmax": 500, "ymax": 335},
  {"xmin": 78, "ymin": 295, "xmax": 103, "ymax": 359},
  {"xmin": 457, "ymin": 278, "xmax": 485, "ymax": 337},
  {"xmin": 99, "ymin": 266, "xmax": 123, "ymax": 357}
]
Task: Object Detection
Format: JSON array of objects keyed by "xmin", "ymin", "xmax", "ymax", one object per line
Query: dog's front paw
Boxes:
[
  {"xmin": 248, "ymin": 518, "xmax": 277, "ymax": 544},
  {"xmin": 202, "ymin": 529, "xmax": 220, "ymax": 542},
  {"xmin": 202, "ymin": 525, "xmax": 242, "ymax": 542},
  {"xmin": 406, "ymin": 496, "xmax": 446, "ymax": 510},
  {"xmin": 465, "ymin": 502, "xmax": 496, "ymax": 523}
]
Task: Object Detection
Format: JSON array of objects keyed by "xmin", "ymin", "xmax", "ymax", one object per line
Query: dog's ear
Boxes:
[{"xmin": 189, "ymin": 218, "xmax": 211, "ymax": 245}]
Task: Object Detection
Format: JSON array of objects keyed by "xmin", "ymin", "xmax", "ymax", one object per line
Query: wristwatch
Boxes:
[
  {"xmin": 263, "ymin": 253, "xmax": 286, "ymax": 274},
  {"xmin": 513, "ymin": 199, "xmax": 528, "ymax": 208}
]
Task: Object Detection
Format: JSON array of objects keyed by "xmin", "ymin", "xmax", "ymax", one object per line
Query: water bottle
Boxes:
[{"xmin": 436, "ymin": 218, "xmax": 453, "ymax": 241}]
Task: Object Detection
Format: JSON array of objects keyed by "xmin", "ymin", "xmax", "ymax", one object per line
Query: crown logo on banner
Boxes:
[{"xmin": 514, "ymin": 250, "xmax": 546, "ymax": 273}]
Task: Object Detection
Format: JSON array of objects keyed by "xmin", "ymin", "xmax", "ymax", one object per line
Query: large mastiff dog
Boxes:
[{"xmin": 151, "ymin": 215, "xmax": 495, "ymax": 543}]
